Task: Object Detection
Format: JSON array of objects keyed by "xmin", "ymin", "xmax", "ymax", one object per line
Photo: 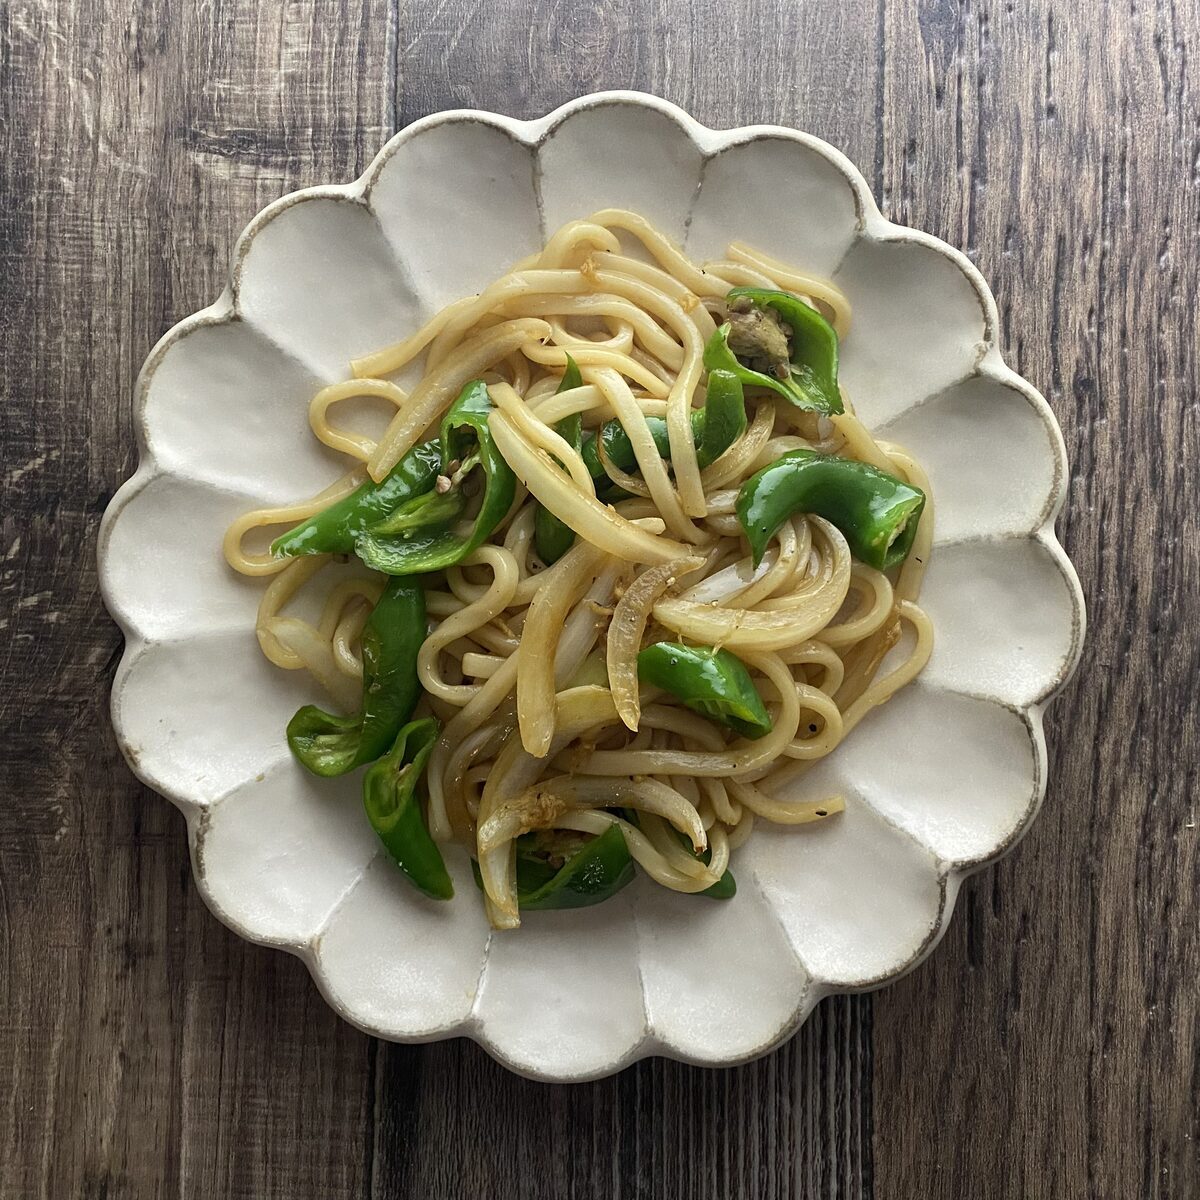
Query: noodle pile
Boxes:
[{"xmin": 224, "ymin": 210, "xmax": 933, "ymax": 928}]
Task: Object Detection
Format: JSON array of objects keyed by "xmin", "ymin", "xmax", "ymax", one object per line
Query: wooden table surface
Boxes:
[{"xmin": 3, "ymin": 1, "xmax": 1197, "ymax": 1196}]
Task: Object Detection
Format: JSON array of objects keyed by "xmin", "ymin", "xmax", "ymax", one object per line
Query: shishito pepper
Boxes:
[
  {"xmin": 271, "ymin": 441, "xmax": 443, "ymax": 558},
  {"xmin": 362, "ymin": 717, "xmax": 453, "ymax": 900},
  {"xmin": 533, "ymin": 356, "xmax": 585, "ymax": 565},
  {"xmin": 471, "ymin": 824, "xmax": 635, "ymax": 910},
  {"xmin": 365, "ymin": 487, "xmax": 467, "ymax": 535},
  {"xmin": 703, "ymin": 286, "xmax": 843, "ymax": 415},
  {"xmin": 736, "ymin": 448, "xmax": 926, "ymax": 570},
  {"xmin": 637, "ymin": 642, "xmax": 773, "ymax": 740},
  {"xmin": 356, "ymin": 379, "xmax": 516, "ymax": 574},
  {"xmin": 286, "ymin": 578, "xmax": 425, "ymax": 776}
]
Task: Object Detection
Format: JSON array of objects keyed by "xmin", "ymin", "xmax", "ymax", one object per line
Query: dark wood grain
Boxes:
[
  {"xmin": 1, "ymin": 1, "xmax": 1195, "ymax": 1197},
  {"xmin": 869, "ymin": 5, "xmax": 1200, "ymax": 1199}
]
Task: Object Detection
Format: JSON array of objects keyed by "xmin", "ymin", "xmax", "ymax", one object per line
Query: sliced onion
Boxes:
[
  {"xmin": 517, "ymin": 542, "xmax": 605, "ymax": 757},
  {"xmin": 724, "ymin": 520, "xmax": 803, "ymax": 609},
  {"xmin": 702, "ymin": 488, "xmax": 739, "ymax": 515},
  {"xmin": 555, "ymin": 560, "xmax": 627, "ymax": 689},
  {"xmin": 477, "ymin": 686, "xmax": 620, "ymax": 924},
  {"xmin": 330, "ymin": 599, "xmax": 372, "ymax": 679},
  {"xmin": 516, "ymin": 556, "xmax": 628, "ymax": 758},
  {"xmin": 607, "ymin": 555, "xmax": 704, "ymax": 731},
  {"xmin": 653, "ymin": 586, "xmax": 846, "ymax": 652},
  {"xmin": 654, "ymin": 518, "xmax": 851, "ymax": 651},
  {"xmin": 477, "ymin": 773, "xmax": 706, "ymax": 856},
  {"xmin": 679, "ymin": 543, "xmax": 784, "ymax": 605},
  {"xmin": 555, "ymin": 810, "xmax": 719, "ymax": 893}
]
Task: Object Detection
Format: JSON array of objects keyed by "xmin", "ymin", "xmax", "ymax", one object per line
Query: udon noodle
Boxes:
[{"xmin": 224, "ymin": 209, "xmax": 933, "ymax": 929}]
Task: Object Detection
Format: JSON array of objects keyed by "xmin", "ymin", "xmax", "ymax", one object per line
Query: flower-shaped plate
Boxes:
[{"xmin": 98, "ymin": 92, "xmax": 1085, "ymax": 1081}]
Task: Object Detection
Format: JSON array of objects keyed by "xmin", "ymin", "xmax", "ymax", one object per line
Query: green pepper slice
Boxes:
[
  {"xmin": 736, "ymin": 448, "xmax": 926, "ymax": 570},
  {"xmin": 636, "ymin": 642, "xmax": 772, "ymax": 740},
  {"xmin": 470, "ymin": 824, "xmax": 635, "ymax": 910},
  {"xmin": 286, "ymin": 577, "xmax": 425, "ymax": 776},
  {"xmin": 703, "ymin": 286, "xmax": 843, "ymax": 415},
  {"xmin": 580, "ymin": 415, "xmax": 677, "ymax": 477},
  {"xmin": 697, "ymin": 369, "xmax": 748, "ymax": 469},
  {"xmin": 578, "ymin": 369, "xmax": 746, "ymax": 480},
  {"xmin": 362, "ymin": 717, "xmax": 453, "ymax": 900},
  {"xmin": 533, "ymin": 356, "xmax": 585, "ymax": 565},
  {"xmin": 356, "ymin": 379, "xmax": 516, "ymax": 574},
  {"xmin": 271, "ymin": 441, "xmax": 443, "ymax": 558},
  {"xmin": 515, "ymin": 824, "xmax": 635, "ymax": 910}
]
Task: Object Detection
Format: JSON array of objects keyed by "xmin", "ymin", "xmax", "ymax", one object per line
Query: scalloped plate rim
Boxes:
[{"xmin": 97, "ymin": 90, "xmax": 1086, "ymax": 1082}]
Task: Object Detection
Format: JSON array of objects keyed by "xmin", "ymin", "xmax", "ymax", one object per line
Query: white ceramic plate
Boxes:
[{"xmin": 98, "ymin": 92, "xmax": 1085, "ymax": 1081}]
